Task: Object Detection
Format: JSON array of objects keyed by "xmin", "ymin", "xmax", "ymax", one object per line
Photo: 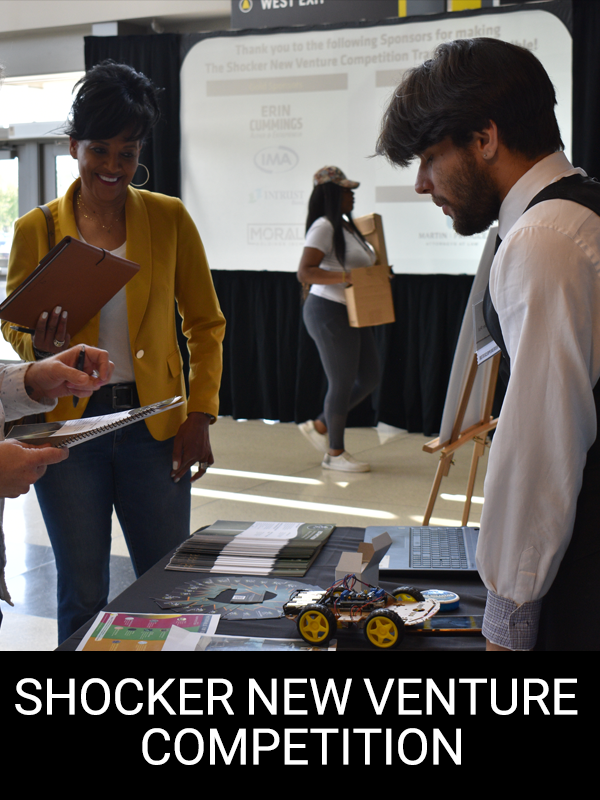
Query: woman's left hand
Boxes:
[
  {"xmin": 171, "ymin": 412, "xmax": 214, "ymax": 483},
  {"xmin": 32, "ymin": 306, "xmax": 71, "ymax": 354}
]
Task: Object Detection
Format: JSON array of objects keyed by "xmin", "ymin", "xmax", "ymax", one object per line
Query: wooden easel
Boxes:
[{"xmin": 422, "ymin": 352, "xmax": 500, "ymax": 526}]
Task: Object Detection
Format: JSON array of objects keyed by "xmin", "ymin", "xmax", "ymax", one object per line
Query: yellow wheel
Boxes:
[
  {"xmin": 392, "ymin": 585, "xmax": 424, "ymax": 603},
  {"xmin": 296, "ymin": 604, "xmax": 337, "ymax": 646},
  {"xmin": 364, "ymin": 609, "xmax": 404, "ymax": 649}
]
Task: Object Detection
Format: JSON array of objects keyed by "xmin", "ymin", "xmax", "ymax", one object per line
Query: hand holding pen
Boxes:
[
  {"xmin": 23, "ymin": 344, "xmax": 114, "ymax": 403},
  {"xmin": 73, "ymin": 345, "xmax": 86, "ymax": 407}
]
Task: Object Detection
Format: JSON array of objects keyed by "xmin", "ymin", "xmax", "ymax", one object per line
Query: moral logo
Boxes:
[
  {"xmin": 247, "ymin": 223, "xmax": 305, "ymax": 244},
  {"xmin": 239, "ymin": 0, "xmax": 253, "ymax": 12},
  {"xmin": 253, "ymin": 145, "xmax": 299, "ymax": 174}
]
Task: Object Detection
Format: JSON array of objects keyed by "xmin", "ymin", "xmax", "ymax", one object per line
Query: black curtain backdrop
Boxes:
[
  {"xmin": 572, "ymin": 0, "xmax": 600, "ymax": 179},
  {"xmin": 212, "ymin": 271, "xmax": 473, "ymax": 436},
  {"xmin": 81, "ymin": 1, "xmax": 595, "ymax": 436}
]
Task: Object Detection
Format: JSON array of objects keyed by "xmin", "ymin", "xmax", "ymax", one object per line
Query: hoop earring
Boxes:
[{"xmin": 131, "ymin": 163, "xmax": 150, "ymax": 187}]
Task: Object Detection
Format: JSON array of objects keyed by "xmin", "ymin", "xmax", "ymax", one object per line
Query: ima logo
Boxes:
[
  {"xmin": 239, "ymin": 0, "xmax": 253, "ymax": 12},
  {"xmin": 254, "ymin": 146, "xmax": 299, "ymax": 173}
]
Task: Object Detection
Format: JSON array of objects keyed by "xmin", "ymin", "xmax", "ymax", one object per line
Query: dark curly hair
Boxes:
[
  {"xmin": 376, "ymin": 37, "xmax": 563, "ymax": 167},
  {"xmin": 65, "ymin": 60, "xmax": 161, "ymax": 142}
]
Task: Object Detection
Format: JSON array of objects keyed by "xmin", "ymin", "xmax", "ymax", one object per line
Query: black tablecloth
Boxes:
[{"xmin": 58, "ymin": 526, "xmax": 487, "ymax": 651}]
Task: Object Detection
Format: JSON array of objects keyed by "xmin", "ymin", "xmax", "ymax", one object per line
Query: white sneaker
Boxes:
[
  {"xmin": 298, "ymin": 420, "xmax": 329, "ymax": 454},
  {"xmin": 322, "ymin": 451, "xmax": 370, "ymax": 473}
]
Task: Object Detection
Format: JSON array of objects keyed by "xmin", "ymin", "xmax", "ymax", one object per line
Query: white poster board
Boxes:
[
  {"xmin": 181, "ymin": 8, "xmax": 572, "ymax": 274},
  {"xmin": 437, "ymin": 226, "xmax": 498, "ymax": 447}
]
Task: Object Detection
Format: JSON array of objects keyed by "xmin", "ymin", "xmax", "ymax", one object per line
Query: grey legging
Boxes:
[{"xmin": 303, "ymin": 293, "xmax": 381, "ymax": 451}]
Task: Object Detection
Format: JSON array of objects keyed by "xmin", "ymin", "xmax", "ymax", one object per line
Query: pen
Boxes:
[
  {"xmin": 10, "ymin": 325, "xmax": 36, "ymax": 334},
  {"xmin": 73, "ymin": 344, "xmax": 85, "ymax": 408}
]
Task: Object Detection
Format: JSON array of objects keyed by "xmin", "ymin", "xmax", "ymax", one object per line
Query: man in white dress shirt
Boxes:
[
  {"xmin": 377, "ymin": 37, "xmax": 600, "ymax": 650},
  {"xmin": 0, "ymin": 346, "xmax": 113, "ymax": 624}
]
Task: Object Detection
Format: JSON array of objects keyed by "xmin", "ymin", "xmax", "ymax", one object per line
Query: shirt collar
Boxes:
[{"xmin": 497, "ymin": 151, "xmax": 584, "ymax": 239}]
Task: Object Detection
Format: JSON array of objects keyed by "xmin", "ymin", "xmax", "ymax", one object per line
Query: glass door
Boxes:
[
  {"xmin": 0, "ymin": 152, "xmax": 19, "ymax": 361},
  {"xmin": 45, "ymin": 142, "xmax": 75, "ymax": 203},
  {"xmin": 0, "ymin": 140, "xmax": 72, "ymax": 361},
  {"xmin": 0, "ymin": 152, "xmax": 18, "ymax": 277},
  {"xmin": 0, "ymin": 71, "xmax": 82, "ymax": 362}
]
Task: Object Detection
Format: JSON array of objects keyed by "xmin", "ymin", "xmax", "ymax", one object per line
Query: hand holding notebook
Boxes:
[
  {"xmin": 8, "ymin": 396, "xmax": 184, "ymax": 448},
  {"xmin": 0, "ymin": 236, "xmax": 140, "ymax": 340},
  {"xmin": 0, "ymin": 439, "xmax": 69, "ymax": 498}
]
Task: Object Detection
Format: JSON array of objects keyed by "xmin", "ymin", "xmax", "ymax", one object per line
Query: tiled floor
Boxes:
[{"xmin": 0, "ymin": 416, "xmax": 488, "ymax": 651}]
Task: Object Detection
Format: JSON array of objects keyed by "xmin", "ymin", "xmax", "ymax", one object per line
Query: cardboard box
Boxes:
[
  {"xmin": 335, "ymin": 531, "xmax": 393, "ymax": 586},
  {"xmin": 354, "ymin": 212, "xmax": 389, "ymax": 267},
  {"xmin": 345, "ymin": 213, "xmax": 395, "ymax": 328},
  {"xmin": 345, "ymin": 263, "xmax": 395, "ymax": 327}
]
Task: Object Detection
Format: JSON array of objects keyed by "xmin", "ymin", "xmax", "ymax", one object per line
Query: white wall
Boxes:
[
  {"xmin": 0, "ymin": 1, "xmax": 230, "ymax": 34},
  {"xmin": 0, "ymin": 0, "xmax": 231, "ymax": 77}
]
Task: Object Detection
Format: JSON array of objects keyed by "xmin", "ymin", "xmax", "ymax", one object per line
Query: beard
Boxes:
[{"xmin": 433, "ymin": 147, "xmax": 502, "ymax": 237}]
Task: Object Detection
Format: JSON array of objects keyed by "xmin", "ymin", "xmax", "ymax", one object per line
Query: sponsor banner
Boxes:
[{"xmin": 181, "ymin": 8, "xmax": 571, "ymax": 273}]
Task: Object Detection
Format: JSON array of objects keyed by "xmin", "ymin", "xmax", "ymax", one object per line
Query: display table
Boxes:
[{"xmin": 58, "ymin": 526, "xmax": 487, "ymax": 651}]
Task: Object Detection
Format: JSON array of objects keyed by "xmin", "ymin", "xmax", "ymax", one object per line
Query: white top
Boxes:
[
  {"xmin": 79, "ymin": 237, "xmax": 136, "ymax": 384},
  {"xmin": 304, "ymin": 216, "xmax": 376, "ymax": 304},
  {"xmin": 476, "ymin": 151, "xmax": 600, "ymax": 649}
]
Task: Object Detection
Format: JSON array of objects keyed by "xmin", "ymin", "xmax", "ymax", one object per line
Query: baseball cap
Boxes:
[{"xmin": 313, "ymin": 166, "xmax": 360, "ymax": 188}]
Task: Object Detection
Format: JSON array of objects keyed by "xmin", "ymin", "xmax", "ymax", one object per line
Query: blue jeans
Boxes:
[{"xmin": 34, "ymin": 396, "xmax": 191, "ymax": 644}]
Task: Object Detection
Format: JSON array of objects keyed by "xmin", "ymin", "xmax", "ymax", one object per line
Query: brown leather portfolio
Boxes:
[{"xmin": 0, "ymin": 236, "xmax": 140, "ymax": 337}]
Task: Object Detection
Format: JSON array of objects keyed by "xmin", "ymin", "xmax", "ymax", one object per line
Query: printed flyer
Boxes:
[{"xmin": 76, "ymin": 612, "xmax": 220, "ymax": 651}]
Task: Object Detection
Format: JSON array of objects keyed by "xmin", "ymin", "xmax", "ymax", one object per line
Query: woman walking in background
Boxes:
[{"xmin": 297, "ymin": 166, "xmax": 381, "ymax": 473}]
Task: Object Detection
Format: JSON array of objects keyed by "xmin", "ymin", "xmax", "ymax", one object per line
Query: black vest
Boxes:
[{"xmin": 482, "ymin": 172, "xmax": 600, "ymax": 650}]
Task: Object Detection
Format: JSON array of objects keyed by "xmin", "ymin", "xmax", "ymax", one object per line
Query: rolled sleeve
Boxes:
[
  {"xmin": 0, "ymin": 363, "xmax": 56, "ymax": 422},
  {"xmin": 482, "ymin": 590, "xmax": 543, "ymax": 650}
]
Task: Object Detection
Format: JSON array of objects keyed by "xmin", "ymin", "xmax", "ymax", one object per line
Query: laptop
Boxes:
[{"xmin": 364, "ymin": 526, "xmax": 479, "ymax": 572}]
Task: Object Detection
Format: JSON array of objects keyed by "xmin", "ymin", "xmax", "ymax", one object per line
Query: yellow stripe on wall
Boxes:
[
  {"xmin": 450, "ymin": 0, "xmax": 483, "ymax": 11},
  {"xmin": 398, "ymin": 1, "xmax": 487, "ymax": 20}
]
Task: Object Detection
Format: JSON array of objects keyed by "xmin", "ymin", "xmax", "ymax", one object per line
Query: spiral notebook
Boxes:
[{"xmin": 8, "ymin": 396, "xmax": 183, "ymax": 448}]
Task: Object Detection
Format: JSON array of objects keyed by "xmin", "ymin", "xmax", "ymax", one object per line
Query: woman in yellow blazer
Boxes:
[{"xmin": 2, "ymin": 61, "xmax": 225, "ymax": 643}]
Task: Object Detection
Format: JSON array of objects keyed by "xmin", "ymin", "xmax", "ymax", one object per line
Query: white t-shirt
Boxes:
[
  {"xmin": 78, "ymin": 234, "xmax": 136, "ymax": 384},
  {"xmin": 304, "ymin": 216, "xmax": 376, "ymax": 304}
]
